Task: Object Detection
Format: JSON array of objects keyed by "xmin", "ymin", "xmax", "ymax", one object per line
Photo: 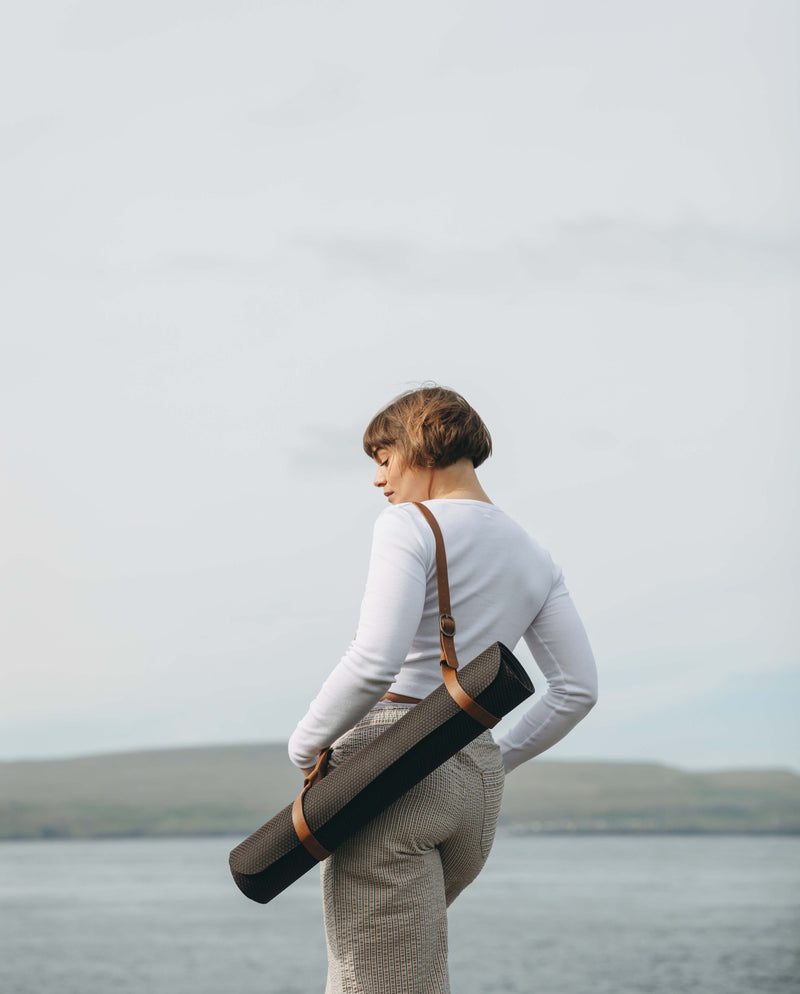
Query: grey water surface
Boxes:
[{"xmin": 1, "ymin": 833, "xmax": 798, "ymax": 994}]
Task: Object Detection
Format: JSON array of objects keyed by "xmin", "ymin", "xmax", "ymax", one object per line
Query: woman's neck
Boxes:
[{"xmin": 425, "ymin": 460, "xmax": 492, "ymax": 503}]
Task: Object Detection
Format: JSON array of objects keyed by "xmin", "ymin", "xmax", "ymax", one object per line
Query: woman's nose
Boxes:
[{"xmin": 373, "ymin": 466, "xmax": 386, "ymax": 487}]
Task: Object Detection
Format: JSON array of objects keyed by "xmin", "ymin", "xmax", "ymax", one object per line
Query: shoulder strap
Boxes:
[
  {"xmin": 412, "ymin": 502, "xmax": 499, "ymax": 729},
  {"xmin": 291, "ymin": 501, "xmax": 499, "ymax": 863}
]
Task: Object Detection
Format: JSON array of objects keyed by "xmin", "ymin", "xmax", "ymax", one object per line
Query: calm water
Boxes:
[{"xmin": 1, "ymin": 833, "xmax": 798, "ymax": 994}]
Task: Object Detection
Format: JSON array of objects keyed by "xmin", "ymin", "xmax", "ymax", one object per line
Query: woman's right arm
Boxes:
[
  {"xmin": 287, "ymin": 506, "xmax": 429, "ymax": 770},
  {"xmin": 494, "ymin": 570, "xmax": 598, "ymax": 773}
]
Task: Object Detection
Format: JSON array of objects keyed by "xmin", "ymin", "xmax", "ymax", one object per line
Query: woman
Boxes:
[{"xmin": 288, "ymin": 385, "xmax": 598, "ymax": 994}]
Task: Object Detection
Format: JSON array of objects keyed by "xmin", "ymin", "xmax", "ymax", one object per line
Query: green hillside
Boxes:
[{"xmin": 1, "ymin": 743, "xmax": 798, "ymax": 839}]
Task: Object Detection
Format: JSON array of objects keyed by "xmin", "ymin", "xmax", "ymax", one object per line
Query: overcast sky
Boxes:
[{"xmin": 1, "ymin": 0, "xmax": 797, "ymax": 771}]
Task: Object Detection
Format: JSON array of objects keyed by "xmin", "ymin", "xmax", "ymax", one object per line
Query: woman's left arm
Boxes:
[
  {"xmin": 494, "ymin": 569, "xmax": 598, "ymax": 773},
  {"xmin": 288, "ymin": 506, "xmax": 429, "ymax": 770}
]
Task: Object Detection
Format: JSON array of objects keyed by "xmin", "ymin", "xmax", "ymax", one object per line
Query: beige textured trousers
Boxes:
[{"xmin": 320, "ymin": 702, "xmax": 505, "ymax": 994}]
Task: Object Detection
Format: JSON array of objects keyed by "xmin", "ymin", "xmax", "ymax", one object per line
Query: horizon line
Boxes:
[{"xmin": 1, "ymin": 739, "xmax": 798, "ymax": 776}]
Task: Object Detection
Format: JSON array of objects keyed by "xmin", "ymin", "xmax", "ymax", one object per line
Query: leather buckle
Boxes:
[{"xmin": 439, "ymin": 613, "xmax": 455, "ymax": 637}]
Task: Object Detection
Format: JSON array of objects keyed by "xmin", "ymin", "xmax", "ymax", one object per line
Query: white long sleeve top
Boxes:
[{"xmin": 287, "ymin": 499, "xmax": 598, "ymax": 773}]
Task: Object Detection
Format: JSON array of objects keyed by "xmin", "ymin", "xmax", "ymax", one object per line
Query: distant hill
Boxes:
[{"xmin": 1, "ymin": 743, "xmax": 798, "ymax": 839}]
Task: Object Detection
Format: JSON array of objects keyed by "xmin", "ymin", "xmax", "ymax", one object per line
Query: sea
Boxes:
[{"xmin": 1, "ymin": 833, "xmax": 798, "ymax": 994}]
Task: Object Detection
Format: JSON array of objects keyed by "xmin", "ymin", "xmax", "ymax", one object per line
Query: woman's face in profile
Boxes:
[{"xmin": 372, "ymin": 446, "xmax": 429, "ymax": 505}]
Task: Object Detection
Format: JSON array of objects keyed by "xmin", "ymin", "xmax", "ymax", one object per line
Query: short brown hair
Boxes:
[{"xmin": 363, "ymin": 385, "xmax": 492, "ymax": 469}]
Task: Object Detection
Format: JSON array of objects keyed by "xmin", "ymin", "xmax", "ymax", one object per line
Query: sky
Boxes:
[{"xmin": 1, "ymin": 0, "xmax": 798, "ymax": 771}]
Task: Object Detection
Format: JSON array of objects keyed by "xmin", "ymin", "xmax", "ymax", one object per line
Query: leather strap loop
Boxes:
[
  {"xmin": 291, "ymin": 747, "xmax": 332, "ymax": 860},
  {"xmin": 412, "ymin": 502, "xmax": 499, "ymax": 729},
  {"xmin": 441, "ymin": 662, "xmax": 499, "ymax": 729}
]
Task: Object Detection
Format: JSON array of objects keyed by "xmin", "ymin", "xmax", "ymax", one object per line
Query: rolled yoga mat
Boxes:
[{"xmin": 229, "ymin": 640, "xmax": 534, "ymax": 905}]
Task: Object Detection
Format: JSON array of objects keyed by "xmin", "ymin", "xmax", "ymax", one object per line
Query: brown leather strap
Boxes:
[
  {"xmin": 291, "ymin": 747, "xmax": 332, "ymax": 860},
  {"xmin": 411, "ymin": 502, "xmax": 499, "ymax": 730},
  {"xmin": 441, "ymin": 662, "xmax": 500, "ymax": 728},
  {"xmin": 412, "ymin": 501, "xmax": 458, "ymax": 669},
  {"xmin": 381, "ymin": 691, "xmax": 423, "ymax": 704}
]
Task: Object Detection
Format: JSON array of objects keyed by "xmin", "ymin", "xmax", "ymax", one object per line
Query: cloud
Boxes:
[
  {"xmin": 119, "ymin": 250, "xmax": 269, "ymax": 283},
  {"xmin": 551, "ymin": 214, "xmax": 800, "ymax": 281},
  {"xmin": 291, "ymin": 217, "xmax": 800, "ymax": 295},
  {"xmin": 56, "ymin": 0, "xmax": 236, "ymax": 50}
]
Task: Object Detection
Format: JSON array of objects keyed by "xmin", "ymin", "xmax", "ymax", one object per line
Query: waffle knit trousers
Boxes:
[{"xmin": 320, "ymin": 701, "xmax": 505, "ymax": 994}]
